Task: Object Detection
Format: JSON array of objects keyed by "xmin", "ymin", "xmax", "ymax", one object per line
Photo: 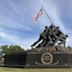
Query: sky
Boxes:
[{"xmin": 0, "ymin": 0, "xmax": 72, "ymax": 49}]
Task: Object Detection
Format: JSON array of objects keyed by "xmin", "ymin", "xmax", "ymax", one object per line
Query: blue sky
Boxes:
[{"xmin": 0, "ymin": 0, "xmax": 72, "ymax": 49}]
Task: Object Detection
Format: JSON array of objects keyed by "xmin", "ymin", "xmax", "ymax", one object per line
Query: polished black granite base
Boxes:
[{"xmin": 2, "ymin": 52, "xmax": 72, "ymax": 68}]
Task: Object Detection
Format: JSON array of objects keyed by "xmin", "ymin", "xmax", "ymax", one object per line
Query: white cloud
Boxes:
[
  {"xmin": 0, "ymin": 15, "xmax": 32, "ymax": 32},
  {"xmin": 0, "ymin": 31, "xmax": 38, "ymax": 50},
  {"xmin": 0, "ymin": 32, "xmax": 23, "ymax": 48}
]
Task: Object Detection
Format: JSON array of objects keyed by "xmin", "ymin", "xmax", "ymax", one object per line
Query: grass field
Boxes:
[{"xmin": 0, "ymin": 67, "xmax": 72, "ymax": 72}]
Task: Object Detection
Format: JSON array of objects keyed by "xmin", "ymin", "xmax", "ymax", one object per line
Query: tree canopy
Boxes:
[{"xmin": 0, "ymin": 45, "xmax": 24, "ymax": 54}]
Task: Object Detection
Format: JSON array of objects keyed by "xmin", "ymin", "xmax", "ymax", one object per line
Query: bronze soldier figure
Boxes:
[
  {"xmin": 31, "ymin": 26, "xmax": 49, "ymax": 48},
  {"xmin": 38, "ymin": 24, "xmax": 56, "ymax": 47},
  {"xmin": 51, "ymin": 26, "xmax": 68, "ymax": 47},
  {"xmin": 58, "ymin": 34, "xmax": 68, "ymax": 47},
  {"xmin": 45, "ymin": 24, "xmax": 57, "ymax": 46}
]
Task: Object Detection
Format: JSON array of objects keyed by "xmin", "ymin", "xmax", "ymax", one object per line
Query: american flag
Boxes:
[{"xmin": 34, "ymin": 8, "xmax": 43, "ymax": 21}]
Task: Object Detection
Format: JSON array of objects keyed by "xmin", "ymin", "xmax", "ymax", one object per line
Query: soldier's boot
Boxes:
[
  {"xmin": 58, "ymin": 43, "xmax": 61, "ymax": 45},
  {"xmin": 45, "ymin": 40, "xmax": 51, "ymax": 47},
  {"xmin": 58, "ymin": 41, "xmax": 66, "ymax": 47},
  {"xmin": 36, "ymin": 44, "xmax": 41, "ymax": 48},
  {"xmin": 36, "ymin": 40, "xmax": 46, "ymax": 48},
  {"xmin": 31, "ymin": 42, "xmax": 37, "ymax": 47},
  {"xmin": 62, "ymin": 41, "xmax": 66, "ymax": 47},
  {"xmin": 31, "ymin": 38, "xmax": 42, "ymax": 47},
  {"xmin": 40, "ymin": 40, "xmax": 46, "ymax": 47},
  {"xmin": 58, "ymin": 41, "xmax": 63, "ymax": 45},
  {"xmin": 53, "ymin": 39, "xmax": 58, "ymax": 46}
]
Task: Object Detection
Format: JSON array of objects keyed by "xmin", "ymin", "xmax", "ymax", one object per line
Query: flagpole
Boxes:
[{"xmin": 41, "ymin": 6, "xmax": 53, "ymax": 24}]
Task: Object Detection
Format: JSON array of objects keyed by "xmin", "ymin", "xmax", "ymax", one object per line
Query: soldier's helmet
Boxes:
[
  {"xmin": 66, "ymin": 35, "xmax": 68, "ymax": 37},
  {"xmin": 56, "ymin": 26, "xmax": 59, "ymax": 29},
  {"xmin": 49, "ymin": 24, "xmax": 55, "ymax": 28},
  {"xmin": 45, "ymin": 26, "xmax": 48, "ymax": 29}
]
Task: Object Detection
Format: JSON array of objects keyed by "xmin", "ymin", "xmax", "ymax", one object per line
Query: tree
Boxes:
[
  {"xmin": 9, "ymin": 45, "xmax": 24, "ymax": 53},
  {"xmin": 1, "ymin": 45, "xmax": 24, "ymax": 54}
]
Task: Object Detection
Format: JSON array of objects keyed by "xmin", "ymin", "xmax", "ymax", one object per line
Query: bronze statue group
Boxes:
[{"xmin": 31, "ymin": 24, "xmax": 68, "ymax": 48}]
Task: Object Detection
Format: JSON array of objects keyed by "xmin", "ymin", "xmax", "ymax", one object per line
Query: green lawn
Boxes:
[{"xmin": 0, "ymin": 67, "xmax": 72, "ymax": 72}]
